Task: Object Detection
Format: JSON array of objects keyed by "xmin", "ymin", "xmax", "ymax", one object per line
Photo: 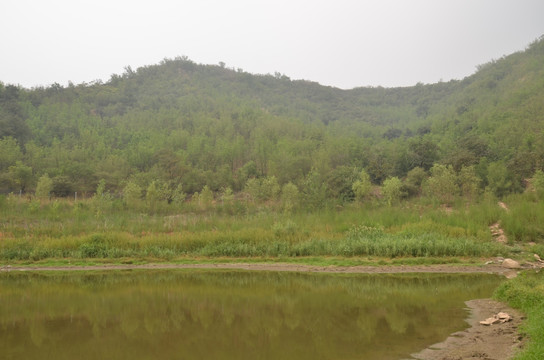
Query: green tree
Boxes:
[
  {"xmin": 35, "ymin": 174, "xmax": 53, "ymax": 199},
  {"xmin": 171, "ymin": 183, "xmax": 187, "ymax": 206},
  {"xmin": 244, "ymin": 176, "xmax": 280, "ymax": 202},
  {"xmin": 446, "ymin": 135, "xmax": 490, "ymax": 171},
  {"xmin": 532, "ymin": 170, "xmax": 544, "ymax": 199},
  {"xmin": 0, "ymin": 136, "xmax": 22, "ymax": 171},
  {"xmin": 146, "ymin": 180, "xmax": 162, "ymax": 212},
  {"xmin": 220, "ymin": 186, "xmax": 234, "ymax": 204},
  {"xmin": 261, "ymin": 176, "xmax": 280, "ymax": 201},
  {"xmin": 301, "ymin": 169, "xmax": 328, "ymax": 209},
  {"xmin": 408, "ymin": 138, "xmax": 439, "ymax": 171},
  {"xmin": 244, "ymin": 178, "xmax": 261, "ymax": 202},
  {"xmin": 382, "ymin": 177, "xmax": 403, "ymax": 206},
  {"xmin": 281, "ymin": 182, "xmax": 300, "ymax": 212},
  {"xmin": 199, "ymin": 185, "xmax": 214, "ymax": 207},
  {"xmin": 238, "ymin": 161, "xmax": 258, "ymax": 190},
  {"xmin": 425, "ymin": 164, "xmax": 458, "ymax": 205},
  {"xmin": 8, "ymin": 161, "xmax": 33, "ymax": 192},
  {"xmin": 95, "ymin": 179, "xmax": 107, "ymax": 198},
  {"xmin": 0, "ymin": 86, "xmax": 30, "ymax": 143},
  {"xmin": 51, "ymin": 176, "xmax": 74, "ymax": 197},
  {"xmin": 326, "ymin": 166, "xmax": 359, "ymax": 202},
  {"xmin": 123, "ymin": 181, "xmax": 142, "ymax": 208},
  {"xmin": 352, "ymin": 169, "xmax": 372, "ymax": 203},
  {"xmin": 92, "ymin": 179, "xmax": 112, "ymax": 216},
  {"xmin": 486, "ymin": 162, "xmax": 512, "ymax": 198},
  {"xmin": 458, "ymin": 165, "xmax": 481, "ymax": 200},
  {"xmin": 402, "ymin": 167, "xmax": 427, "ymax": 198}
]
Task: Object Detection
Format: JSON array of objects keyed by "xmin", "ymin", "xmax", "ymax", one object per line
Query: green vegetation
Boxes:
[
  {"xmin": 1, "ymin": 36, "xmax": 544, "ymax": 203},
  {"xmin": 1, "ymin": 34, "xmax": 544, "ymax": 356},
  {"xmin": 495, "ymin": 271, "xmax": 544, "ymax": 359},
  {"xmin": 2, "ymin": 40, "xmax": 544, "ymax": 267},
  {"xmin": 2, "ymin": 191, "xmax": 542, "ymax": 263}
]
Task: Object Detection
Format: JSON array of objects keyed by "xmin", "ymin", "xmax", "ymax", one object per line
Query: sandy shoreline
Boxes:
[
  {"xmin": 0, "ymin": 262, "xmax": 519, "ymax": 276},
  {"xmin": 411, "ymin": 298, "xmax": 524, "ymax": 360}
]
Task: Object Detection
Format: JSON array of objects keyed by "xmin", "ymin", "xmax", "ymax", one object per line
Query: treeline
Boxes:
[{"xmin": 1, "ymin": 36, "xmax": 543, "ymax": 206}]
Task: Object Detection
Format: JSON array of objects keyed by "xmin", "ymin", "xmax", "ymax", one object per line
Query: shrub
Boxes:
[
  {"xmin": 51, "ymin": 176, "xmax": 74, "ymax": 197},
  {"xmin": 35, "ymin": 174, "xmax": 53, "ymax": 199},
  {"xmin": 79, "ymin": 234, "xmax": 108, "ymax": 258}
]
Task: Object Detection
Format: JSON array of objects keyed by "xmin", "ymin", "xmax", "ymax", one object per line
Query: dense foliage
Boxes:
[{"xmin": 1, "ymin": 36, "xmax": 543, "ymax": 207}]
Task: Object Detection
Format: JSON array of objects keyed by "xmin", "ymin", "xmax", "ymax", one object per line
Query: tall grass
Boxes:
[
  {"xmin": 0, "ymin": 193, "xmax": 522, "ymax": 262},
  {"xmin": 0, "ymin": 224, "xmax": 505, "ymax": 261},
  {"xmin": 499, "ymin": 194, "xmax": 544, "ymax": 242}
]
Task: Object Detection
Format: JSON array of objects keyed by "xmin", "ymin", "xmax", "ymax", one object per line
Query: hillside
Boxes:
[{"xmin": 0, "ymin": 35, "xmax": 543, "ymax": 201}]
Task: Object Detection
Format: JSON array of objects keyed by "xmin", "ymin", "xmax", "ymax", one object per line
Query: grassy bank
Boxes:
[
  {"xmin": 2, "ymin": 192, "xmax": 543, "ymax": 357},
  {"xmin": 0, "ymin": 229, "xmax": 505, "ymax": 262},
  {"xmin": 495, "ymin": 270, "xmax": 544, "ymax": 359},
  {"xmin": 2, "ymin": 192, "xmax": 543, "ymax": 263},
  {"xmin": 1, "ymin": 194, "xmax": 527, "ymax": 263}
]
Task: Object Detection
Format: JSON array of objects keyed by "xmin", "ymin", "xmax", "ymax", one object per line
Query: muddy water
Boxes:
[{"xmin": 0, "ymin": 270, "xmax": 501, "ymax": 360}]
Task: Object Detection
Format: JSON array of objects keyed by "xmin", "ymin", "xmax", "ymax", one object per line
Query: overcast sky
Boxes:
[{"xmin": 1, "ymin": 0, "xmax": 543, "ymax": 89}]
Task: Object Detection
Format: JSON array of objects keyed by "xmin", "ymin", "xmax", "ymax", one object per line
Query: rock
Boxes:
[
  {"xmin": 497, "ymin": 312, "xmax": 512, "ymax": 323},
  {"xmin": 502, "ymin": 258, "xmax": 520, "ymax": 269},
  {"xmin": 479, "ymin": 312, "xmax": 512, "ymax": 326},
  {"xmin": 480, "ymin": 316, "xmax": 500, "ymax": 326},
  {"xmin": 535, "ymin": 254, "xmax": 544, "ymax": 263}
]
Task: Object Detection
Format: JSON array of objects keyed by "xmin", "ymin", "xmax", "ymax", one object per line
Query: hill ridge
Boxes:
[{"xmin": 0, "ymin": 36, "xmax": 543, "ymax": 199}]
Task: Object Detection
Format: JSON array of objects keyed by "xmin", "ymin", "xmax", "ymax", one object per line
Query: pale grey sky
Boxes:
[{"xmin": 1, "ymin": 0, "xmax": 543, "ymax": 89}]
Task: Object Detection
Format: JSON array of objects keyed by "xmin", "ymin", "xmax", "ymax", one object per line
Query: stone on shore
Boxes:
[{"xmin": 502, "ymin": 258, "xmax": 520, "ymax": 269}]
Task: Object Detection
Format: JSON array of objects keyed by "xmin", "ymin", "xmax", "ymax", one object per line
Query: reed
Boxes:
[{"xmin": 0, "ymin": 193, "xmax": 520, "ymax": 262}]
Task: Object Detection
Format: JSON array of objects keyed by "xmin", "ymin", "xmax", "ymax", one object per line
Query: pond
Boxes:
[{"xmin": 0, "ymin": 270, "xmax": 502, "ymax": 360}]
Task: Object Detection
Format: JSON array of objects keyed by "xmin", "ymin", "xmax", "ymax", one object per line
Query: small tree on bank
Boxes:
[
  {"xmin": 458, "ymin": 165, "xmax": 481, "ymax": 201},
  {"xmin": 425, "ymin": 164, "xmax": 458, "ymax": 205},
  {"xmin": 281, "ymin": 182, "xmax": 300, "ymax": 213},
  {"xmin": 123, "ymin": 180, "xmax": 142, "ymax": 208},
  {"xmin": 352, "ymin": 169, "xmax": 372, "ymax": 203},
  {"xmin": 382, "ymin": 177, "xmax": 403, "ymax": 206},
  {"xmin": 35, "ymin": 174, "xmax": 53, "ymax": 199},
  {"xmin": 531, "ymin": 170, "xmax": 544, "ymax": 199}
]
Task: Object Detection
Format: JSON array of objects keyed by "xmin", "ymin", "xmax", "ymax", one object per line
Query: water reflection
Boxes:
[{"xmin": 0, "ymin": 270, "xmax": 501, "ymax": 360}]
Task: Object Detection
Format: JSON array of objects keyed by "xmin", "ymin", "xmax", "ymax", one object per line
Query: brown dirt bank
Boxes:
[
  {"xmin": 0, "ymin": 262, "xmax": 520, "ymax": 275},
  {"xmin": 410, "ymin": 299, "xmax": 525, "ymax": 360}
]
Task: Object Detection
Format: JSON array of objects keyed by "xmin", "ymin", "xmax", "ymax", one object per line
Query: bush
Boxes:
[
  {"xmin": 35, "ymin": 174, "xmax": 53, "ymax": 199},
  {"xmin": 79, "ymin": 234, "xmax": 108, "ymax": 258},
  {"xmin": 51, "ymin": 176, "xmax": 74, "ymax": 197},
  {"xmin": 272, "ymin": 220, "xmax": 298, "ymax": 237}
]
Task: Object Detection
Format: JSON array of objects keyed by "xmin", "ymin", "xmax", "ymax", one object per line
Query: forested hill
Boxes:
[{"xmin": 1, "ymin": 36, "xmax": 543, "ymax": 201}]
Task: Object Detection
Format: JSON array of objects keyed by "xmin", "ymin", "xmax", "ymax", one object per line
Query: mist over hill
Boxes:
[{"xmin": 1, "ymin": 36, "xmax": 543, "ymax": 201}]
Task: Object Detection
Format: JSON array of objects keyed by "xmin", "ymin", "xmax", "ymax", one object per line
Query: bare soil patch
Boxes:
[
  {"xmin": 489, "ymin": 222, "xmax": 508, "ymax": 244},
  {"xmin": 411, "ymin": 299, "xmax": 524, "ymax": 360},
  {"xmin": 0, "ymin": 262, "xmax": 518, "ymax": 275},
  {"xmin": 498, "ymin": 201, "xmax": 509, "ymax": 211}
]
